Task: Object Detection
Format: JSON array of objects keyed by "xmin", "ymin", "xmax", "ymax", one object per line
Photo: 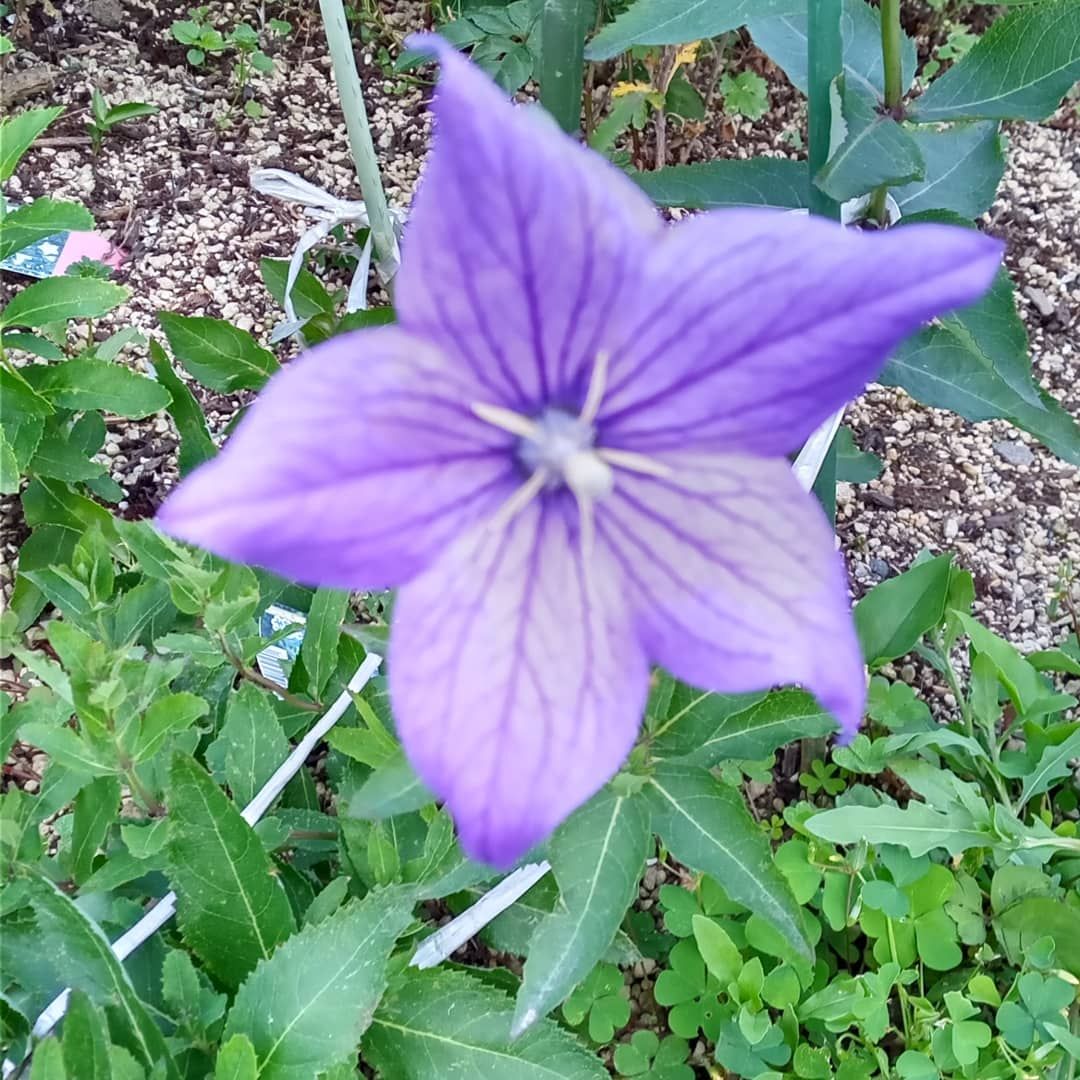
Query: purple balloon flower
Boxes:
[{"xmin": 158, "ymin": 38, "xmax": 1002, "ymax": 867}]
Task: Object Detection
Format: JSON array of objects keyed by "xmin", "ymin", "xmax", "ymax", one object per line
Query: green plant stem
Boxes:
[
  {"xmin": 807, "ymin": 0, "xmax": 842, "ymax": 220},
  {"xmin": 869, "ymin": 0, "xmax": 903, "ymax": 225},
  {"xmin": 318, "ymin": 0, "xmax": 399, "ymax": 286},
  {"xmin": 218, "ymin": 634, "xmax": 322, "ymax": 713}
]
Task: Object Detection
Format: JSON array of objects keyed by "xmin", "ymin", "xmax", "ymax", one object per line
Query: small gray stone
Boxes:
[
  {"xmin": 993, "ymin": 440, "xmax": 1036, "ymax": 467},
  {"xmin": 1023, "ymin": 285, "xmax": 1055, "ymax": 318},
  {"xmin": 869, "ymin": 558, "xmax": 892, "ymax": 580}
]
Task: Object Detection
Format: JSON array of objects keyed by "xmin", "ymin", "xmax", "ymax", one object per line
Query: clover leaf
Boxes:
[
  {"xmin": 653, "ymin": 938, "xmax": 725, "ymax": 1041},
  {"xmin": 995, "ymin": 971, "xmax": 1075, "ymax": 1049},
  {"xmin": 613, "ymin": 1030, "xmax": 694, "ymax": 1079},
  {"xmin": 562, "ymin": 962, "xmax": 631, "ymax": 1044}
]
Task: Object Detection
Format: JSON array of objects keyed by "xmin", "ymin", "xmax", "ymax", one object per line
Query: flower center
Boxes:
[{"xmin": 518, "ymin": 410, "xmax": 615, "ymax": 499}]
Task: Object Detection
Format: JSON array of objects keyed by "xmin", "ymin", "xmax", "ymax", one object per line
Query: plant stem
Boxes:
[
  {"xmin": 869, "ymin": 0, "xmax": 904, "ymax": 225},
  {"xmin": 539, "ymin": 0, "xmax": 593, "ymax": 134},
  {"xmin": 219, "ymin": 634, "xmax": 322, "ymax": 713},
  {"xmin": 807, "ymin": 0, "xmax": 843, "ymax": 220},
  {"xmin": 318, "ymin": 0, "xmax": 399, "ymax": 285}
]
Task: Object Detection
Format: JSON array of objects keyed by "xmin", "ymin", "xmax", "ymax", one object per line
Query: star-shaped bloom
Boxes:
[{"xmin": 158, "ymin": 38, "xmax": 1002, "ymax": 867}]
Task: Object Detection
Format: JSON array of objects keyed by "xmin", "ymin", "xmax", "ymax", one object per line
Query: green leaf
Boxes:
[
  {"xmin": 0, "ymin": 427, "xmax": 19, "ymax": 495},
  {"xmin": 61, "ymin": 990, "xmax": 111, "ymax": 1080},
  {"xmin": 104, "ymin": 102, "xmax": 159, "ymax": 125},
  {"xmin": 692, "ymin": 915, "xmax": 742, "ymax": 984},
  {"xmin": 70, "ymin": 775, "xmax": 120, "ymax": 884},
  {"xmin": 656, "ymin": 688, "xmax": 834, "ymax": 765},
  {"xmin": 719, "ymin": 71, "xmax": 768, "ymax": 120},
  {"xmin": 206, "ymin": 684, "xmax": 289, "ymax": 810},
  {"xmin": 35, "ymin": 357, "xmax": 170, "ymax": 419},
  {"xmin": 806, "ymin": 802, "xmax": 990, "ymax": 857},
  {"xmin": 28, "ymin": 1038, "xmax": 65, "ymax": 1080},
  {"xmin": 835, "ymin": 425, "xmax": 883, "ymax": 482},
  {"xmin": 647, "ymin": 762, "xmax": 810, "ymax": 959},
  {"xmin": 513, "ymin": 787, "xmax": 649, "ymax": 1034},
  {"xmin": 222, "ymin": 888, "xmax": 413, "ymax": 1080},
  {"xmin": 586, "ymin": 0, "xmax": 801, "ymax": 60},
  {"xmin": 815, "ymin": 81, "xmax": 924, "ymax": 203},
  {"xmin": 0, "ymin": 278, "xmax": 127, "ymax": 329},
  {"xmin": 749, "ymin": 0, "xmax": 917, "ymax": 98},
  {"xmin": 27, "ymin": 876, "xmax": 177, "ymax": 1075},
  {"xmin": 214, "ymin": 1034, "xmax": 259, "ymax": 1080},
  {"xmin": 303, "ymin": 876, "xmax": 350, "ymax": 926},
  {"xmin": 348, "ymin": 752, "xmax": 433, "ymax": 819},
  {"xmin": 911, "ymin": 1, "xmax": 1080, "ymax": 122},
  {"xmin": 15, "ymin": 722, "xmax": 114, "ymax": 777},
  {"xmin": 300, "ymin": 587, "xmax": 348, "ymax": 699},
  {"xmin": 131, "ymin": 692, "xmax": 209, "ymax": 763},
  {"xmin": 166, "ymin": 753, "xmax": 295, "ymax": 988},
  {"xmin": 995, "ymin": 897, "xmax": 1080, "ymax": 977},
  {"xmin": 0, "ymin": 106, "xmax": 63, "ymax": 181},
  {"xmin": 954, "ymin": 612, "xmax": 1052, "ymax": 717},
  {"xmin": 0, "ymin": 199, "xmax": 94, "ymax": 262},
  {"xmin": 1019, "ymin": 726, "xmax": 1080, "ymax": 807},
  {"xmin": 259, "ymin": 258, "xmax": 335, "ymax": 321},
  {"xmin": 158, "ymin": 312, "xmax": 279, "ymax": 392},
  {"xmin": 148, "ymin": 340, "xmax": 216, "ymax": 474},
  {"xmin": 892, "ymin": 122, "xmax": 1005, "ymax": 217},
  {"xmin": 28, "ymin": 430, "xmax": 106, "ymax": 483},
  {"xmin": 854, "ymin": 554, "xmax": 952, "ymax": 667},
  {"xmin": 366, "ymin": 968, "xmax": 607, "ymax": 1078},
  {"xmin": 632, "ymin": 158, "xmax": 809, "ymax": 210}
]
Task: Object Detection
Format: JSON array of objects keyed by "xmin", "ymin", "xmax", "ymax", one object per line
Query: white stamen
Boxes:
[
  {"xmin": 597, "ymin": 447, "xmax": 673, "ymax": 478},
  {"xmin": 580, "ymin": 350, "xmax": 609, "ymax": 425},
  {"xmin": 564, "ymin": 450, "xmax": 615, "ymax": 500},
  {"xmin": 486, "ymin": 468, "xmax": 549, "ymax": 532},
  {"xmin": 471, "ymin": 402, "xmax": 539, "ymax": 439}
]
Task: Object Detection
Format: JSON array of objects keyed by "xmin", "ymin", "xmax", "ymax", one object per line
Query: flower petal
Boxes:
[
  {"xmin": 397, "ymin": 35, "xmax": 660, "ymax": 413},
  {"xmin": 598, "ymin": 211, "xmax": 1003, "ymax": 455},
  {"xmin": 389, "ymin": 496, "xmax": 650, "ymax": 867},
  {"xmin": 597, "ymin": 452, "xmax": 865, "ymax": 739},
  {"xmin": 157, "ymin": 327, "xmax": 514, "ymax": 589}
]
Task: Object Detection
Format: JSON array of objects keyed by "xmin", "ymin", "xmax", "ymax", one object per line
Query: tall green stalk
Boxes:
[
  {"xmin": 540, "ymin": 0, "xmax": 595, "ymax": 133},
  {"xmin": 807, "ymin": 0, "xmax": 843, "ymax": 221},
  {"xmin": 318, "ymin": 0, "xmax": 400, "ymax": 279},
  {"xmin": 869, "ymin": 0, "xmax": 904, "ymax": 224}
]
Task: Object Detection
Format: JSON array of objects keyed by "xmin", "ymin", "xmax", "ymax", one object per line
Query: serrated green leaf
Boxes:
[
  {"xmin": 513, "ymin": 788, "xmax": 649, "ymax": 1034},
  {"xmin": 15, "ymin": 722, "xmax": 114, "ymax": 777},
  {"xmin": 223, "ymin": 888, "xmax": 413, "ymax": 1079},
  {"xmin": 69, "ymin": 775, "xmax": 120, "ymax": 884},
  {"xmin": 655, "ymin": 688, "xmax": 832, "ymax": 765},
  {"xmin": 0, "ymin": 198, "xmax": 94, "ymax": 262},
  {"xmin": 27, "ymin": 876, "xmax": 177, "ymax": 1075},
  {"xmin": 366, "ymin": 968, "xmax": 607, "ymax": 1078},
  {"xmin": 28, "ymin": 430, "xmax": 106, "ymax": 483},
  {"xmin": 633, "ymin": 158, "xmax": 809, "ymax": 210},
  {"xmin": 348, "ymin": 752, "xmax": 433, "ymax": 819},
  {"xmin": 158, "ymin": 312, "xmax": 279, "ymax": 392},
  {"xmin": 300, "ymin": 587, "xmax": 348, "ymax": 700},
  {"xmin": 0, "ymin": 278, "xmax": 127, "ymax": 329},
  {"xmin": 647, "ymin": 762, "xmax": 810, "ymax": 960},
  {"xmin": 892, "ymin": 122, "xmax": 1005, "ymax": 217},
  {"xmin": 35, "ymin": 358, "xmax": 170, "ymax": 418},
  {"xmin": 148, "ymin": 340, "xmax": 215, "ymax": 474},
  {"xmin": 205, "ymin": 684, "xmax": 289, "ymax": 806},
  {"xmin": 912, "ymin": 1, "xmax": 1080, "ymax": 122},
  {"xmin": 0, "ymin": 106, "xmax": 63, "ymax": 181},
  {"xmin": 61, "ymin": 990, "xmax": 111, "ymax": 1080},
  {"xmin": 0, "ymin": 427, "xmax": 19, "ymax": 495},
  {"xmin": 815, "ymin": 80, "xmax": 924, "ymax": 203},
  {"xmin": 586, "ymin": 0, "xmax": 801, "ymax": 60},
  {"xmin": 131, "ymin": 692, "xmax": 209, "ymax": 763},
  {"xmin": 166, "ymin": 753, "xmax": 295, "ymax": 988},
  {"xmin": 214, "ymin": 1035, "xmax": 258, "ymax": 1080}
]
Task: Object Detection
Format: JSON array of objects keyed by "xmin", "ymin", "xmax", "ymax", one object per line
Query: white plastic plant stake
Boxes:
[
  {"xmin": 249, "ymin": 168, "xmax": 406, "ymax": 342},
  {"xmin": 0, "ymin": 654, "xmax": 382, "ymax": 1080}
]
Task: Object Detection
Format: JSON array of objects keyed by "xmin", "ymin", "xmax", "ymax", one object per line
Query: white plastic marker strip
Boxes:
[
  {"xmin": 1, "ymin": 654, "xmax": 382, "ymax": 1079},
  {"xmin": 408, "ymin": 412, "xmax": 846, "ymax": 973},
  {"xmin": 410, "ymin": 860, "xmax": 553, "ymax": 970},
  {"xmin": 249, "ymin": 168, "xmax": 407, "ymax": 341}
]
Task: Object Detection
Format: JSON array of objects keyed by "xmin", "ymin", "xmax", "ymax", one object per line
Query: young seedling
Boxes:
[{"xmin": 86, "ymin": 89, "xmax": 159, "ymax": 154}]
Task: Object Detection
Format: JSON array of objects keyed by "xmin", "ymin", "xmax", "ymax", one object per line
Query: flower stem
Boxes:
[
  {"xmin": 807, "ymin": 0, "xmax": 843, "ymax": 221},
  {"xmin": 318, "ymin": 0, "xmax": 400, "ymax": 284},
  {"xmin": 869, "ymin": 0, "xmax": 904, "ymax": 226}
]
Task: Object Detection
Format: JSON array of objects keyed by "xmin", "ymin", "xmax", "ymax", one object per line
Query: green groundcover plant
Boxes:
[{"xmin": 1, "ymin": 1, "xmax": 1078, "ymax": 1077}]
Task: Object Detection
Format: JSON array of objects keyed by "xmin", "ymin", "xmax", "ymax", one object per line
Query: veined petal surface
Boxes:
[
  {"xmin": 396, "ymin": 36, "xmax": 661, "ymax": 414},
  {"xmin": 157, "ymin": 327, "xmax": 514, "ymax": 588},
  {"xmin": 598, "ymin": 211, "xmax": 1004, "ymax": 456},
  {"xmin": 597, "ymin": 452, "xmax": 866, "ymax": 739},
  {"xmin": 390, "ymin": 496, "xmax": 650, "ymax": 867}
]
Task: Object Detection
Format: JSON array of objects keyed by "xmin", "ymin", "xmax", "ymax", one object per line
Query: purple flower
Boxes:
[{"xmin": 157, "ymin": 38, "xmax": 1002, "ymax": 867}]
